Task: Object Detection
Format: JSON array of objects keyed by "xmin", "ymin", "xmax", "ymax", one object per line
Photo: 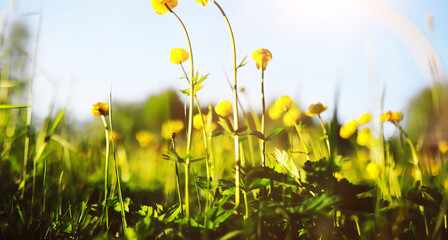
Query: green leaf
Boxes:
[
  {"xmin": 0, "ymin": 104, "xmax": 30, "ymax": 109},
  {"xmin": 48, "ymin": 109, "xmax": 65, "ymax": 136},
  {"xmin": 237, "ymin": 55, "xmax": 248, "ymax": 69},
  {"xmin": 266, "ymin": 126, "xmax": 287, "ymax": 141}
]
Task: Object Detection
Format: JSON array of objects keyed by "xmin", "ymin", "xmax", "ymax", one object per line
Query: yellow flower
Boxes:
[
  {"xmin": 274, "ymin": 95, "xmax": 293, "ymax": 112},
  {"xmin": 357, "ymin": 128, "xmax": 373, "ymax": 148},
  {"xmin": 109, "ymin": 130, "xmax": 121, "ymax": 142},
  {"xmin": 170, "ymin": 48, "xmax": 189, "ymax": 64},
  {"xmin": 305, "ymin": 102, "xmax": 327, "ymax": 117},
  {"xmin": 439, "ymin": 140, "xmax": 448, "ymax": 154},
  {"xmin": 283, "ymin": 107, "xmax": 301, "ymax": 127},
  {"xmin": 161, "ymin": 120, "xmax": 184, "ymax": 139},
  {"xmin": 193, "ymin": 114, "xmax": 206, "ymax": 130},
  {"xmin": 380, "ymin": 111, "xmax": 403, "ymax": 123},
  {"xmin": 194, "ymin": 0, "xmax": 207, "ymax": 7},
  {"xmin": 268, "ymin": 104, "xmax": 283, "ymax": 120},
  {"xmin": 91, "ymin": 102, "xmax": 109, "ymax": 117},
  {"xmin": 252, "ymin": 48, "xmax": 272, "ymax": 71},
  {"xmin": 215, "ymin": 100, "xmax": 233, "ymax": 117},
  {"xmin": 151, "ymin": 0, "xmax": 178, "ymax": 15},
  {"xmin": 358, "ymin": 113, "xmax": 372, "ymax": 125},
  {"xmin": 339, "ymin": 120, "xmax": 358, "ymax": 139},
  {"xmin": 366, "ymin": 162, "xmax": 382, "ymax": 179},
  {"xmin": 136, "ymin": 130, "xmax": 155, "ymax": 147}
]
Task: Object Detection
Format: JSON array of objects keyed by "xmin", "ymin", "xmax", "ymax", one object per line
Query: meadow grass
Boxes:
[{"xmin": 1, "ymin": 1, "xmax": 448, "ymax": 239}]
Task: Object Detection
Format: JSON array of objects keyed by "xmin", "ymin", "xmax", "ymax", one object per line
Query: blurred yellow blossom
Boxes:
[
  {"xmin": 215, "ymin": 100, "xmax": 233, "ymax": 117},
  {"xmin": 151, "ymin": 0, "xmax": 178, "ymax": 14},
  {"xmin": 161, "ymin": 120, "xmax": 184, "ymax": 139},
  {"xmin": 357, "ymin": 128, "xmax": 373, "ymax": 148},
  {"xmin": 194, "ymin": 0, "xmax": 207, "ymax": 7},
  {"xmin": 268, "ymin": 105, "xmax": 283, "ymax": 120},
  {"xmin": 193, "ymin": 114, "xmax": 205, "ymax": 130},
  {"xmin": 358, "ymin": 113, "xmax": 372, "ymax": 125},
  {"xmin": 283, "ymin": 107, "xmax": 301, "ymax": 127},
  {"xmin": 439, "ymin": 140, "xmax": 448, "ymax": 154},
  {"xmin": 339, "ymin": 120, "xmax": 358, "ymax": 139},
  {"xmin": 136, "ymin": 130, "xmax": 155, "ymax": 147},
  {"xmin": 305, "ymin": 102, "xmax": 327, "ymax": 117},
  {"xmin": 252, "ymin": 48, "xmax": 272, "ymax": 71},
  {"xmin": 275, "ymin": 95, "xmax": 293, "ymax": 112},
  {"xmin": 170, "ymin": 48, "xmax": 189, "ymax": 64},
  {"xmin": 91, "ymin": 102, "xmax": 109, "ymax": 117},
  {"xmin": 109, "ymin": 131, "xmax": 121, "ymax": 142},
  {"xmin": 380, "ymin": 111, "xmax": 403, "ymax": 123},
  {"xmin": 366, "ymin": 162, "xmax": 382, "ymax": 179}
]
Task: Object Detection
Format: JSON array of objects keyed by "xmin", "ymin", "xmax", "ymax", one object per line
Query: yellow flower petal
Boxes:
[
  {"xmin": 283, "ymin": 107, "xmax": 301, "ymax": 127},
  {"xmin": 215, "ymin": 100, "xmax": 233, "ymax": 118},
  {"xmin": 193, "ymin": 114, "xmax": 206, "ymax": 130},
  {"xmin": 252, "ymin": 48, "xmax": 272, "ymax": 71},
  {"xmin": 357, "ymin": 128, "xmax": 373, "ymax": 148},
  {"xmin": 358, "ymin": 113, "xmax": 372, "ymax": 125},
  {"xmin": 170, "ymin": 48, "xmax": 189, "ymax": 64},
  {"xmin": 305, "ymin": 102, "xmax": 327, "ymax": 117},
  {"xmin": 151, "ymin": 0, "xmax": 178, "ymax": 15},
  {"xmin": 161, "ymin": 120, "xmax": 184, "ymax": 139},
  {"xmin": 194, "ymin": 0, "xmax": 207, "ymax": 7},
  {"xmin": 339, "ymin": 120, "xmax": 358, "ymax": 139},
  {"xmin": 439, "ymin": 140, "xmax": 448, "ymax": 154},
  {"xmin": 91, "ymin": 102, "xmax": 109, "ymax": 117},
  {"xmin": 380, "ymin": 111, "xmax": 403, "ymax": 123},
  {"xmin": 366, "ymin": 162, "xmax": 382, "ymax": 179},
  {"xmin": 268, "ymin": 104, "xmax": 283, "ymax": 120},
  {"xmin": 275, "ymin": 95, "xmax": 293, "ymax": 112},
  {"xmin": 136, "ymin": 130, "xmax": 155, "ymax": 147}
]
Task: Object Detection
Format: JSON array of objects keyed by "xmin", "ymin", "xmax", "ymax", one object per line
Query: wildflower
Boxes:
[
  {"xmin": 268, "ymin": 105, "xmax": 283, "ymax": 120},
  {"xmin": 109, "ymin": 130, "xmax": 121, "ymax": 142},
  {"xmin": 252, "ymin": 48, "xmax": 272, "ymax": 71},
  {"xmin": 339, "ymin": 120, "xmax": 358, "ymax": 139},
  {"xmin": 439, "ymin": 140, "xmax": 448, "ymax": 154},
  {"xmin": 161, "ymin": 120, "xmax": 184, "ymax": 139},
  {"xmin": 151, "ymin": 0, "xmax": 178, "ymax": 15},
  {"xmin": 215, "ymin": 100, "xmax": 233, "ymax": 117},
  {"xmin": 357, "ymin": 128, "xmax": 373, "ymax": 147},
  {"xmin": 194, "ymin": 0, "xmax": 207, "ymax": 7},
  {"xmin": 305, "ymin": 102, "xmax": 327, "ymax": 117},
  {"xmin": 136, "ymin": 130, "xmax": 155, "ymax": 147},
  {"xmin": 91, "ymin": 102, "xmax": 109, "ymax": 117},
  {"xmin": 358, "ymin": 113, "xmax": 372, "ymax": 125},
  {"xmin": 170, "ymin": 48, "xmax": 189, "ymax": 64},
  {"xmin": 366, "ymin": 162, "xmax": 382, "ymax": 179},
  {"xmin": 283, "ymin": 107, "xmax": 301, "ymax": 127},
  {"xmin": 380, "ymin": 111, "xmax": 403, "ymax": 123},
  {"xmin": 275, "ymin": 95, "xmax": 293, "ymax": 112}
]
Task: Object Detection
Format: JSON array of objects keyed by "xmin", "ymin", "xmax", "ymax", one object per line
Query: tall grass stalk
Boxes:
[
  {"xmin": 22, "ymin": 9, "xmax": 43, "ymax": 200},
  {"xmin": 213, "ymin": 0, "xmax": 240, "ymax": 208},
  {"xmin": 108, "ymin": 95, "xmax": 127, "ymax": 232},
  {"xmin": 100, "ymin": 115, "xmax": 110, "ymax": 227},
  {"xmin": 166, "ymin": 4, "xmax": 194, "ymax": 219}
]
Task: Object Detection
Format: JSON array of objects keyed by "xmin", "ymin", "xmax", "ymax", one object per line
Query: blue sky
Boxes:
[{"xmin": 1, "ymin": 0, "xmax": 447, "ymax": 130}]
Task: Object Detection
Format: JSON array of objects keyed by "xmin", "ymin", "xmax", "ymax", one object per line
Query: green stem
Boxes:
[
  {"xmin": 214, "ymin": 0, "xmax": 240, "ymax": 208},
  {"xmin": 109, "ymin": 99, "xmax": 127, "ymax": 232},
  {"xmin": 317, "ymin": 114, "xmax": 330, "ymax": 155},
  {"xmin": 167, "ymin": 4, "xmax": 194, "ymax": 220},
  {"xmin": 260, "ymin": 70, "xmax": 266, "ymax": 167},
  {"xmin": 101, "ymin": 115, "xmax": 110, "ymax": 228}
]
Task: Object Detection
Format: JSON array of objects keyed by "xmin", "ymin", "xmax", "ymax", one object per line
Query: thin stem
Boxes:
[
  {"xmin": 101, "ymin": 115, "xmax": 110, "ymax": 227},
  {"xmin": 171, "ymin": 134, "xmax": 184, "ymax": 217},
  {"xmin": 213, "ymin": 0, "xmax": 240, "ymax": 208},
  {"xmin": 167, "ymin": 4, "xmax": 194, "ymax": 219},
  {"xmin": 107, "ymin": 96, "xmax": 127, "ymax": 232},
  {"xmin": 317, "ymin": 114, "xmax": 330, "ymax": 154},
  {"xmin": 261, "ymin": 70, "xmax": 266, "ymax": 167}
]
